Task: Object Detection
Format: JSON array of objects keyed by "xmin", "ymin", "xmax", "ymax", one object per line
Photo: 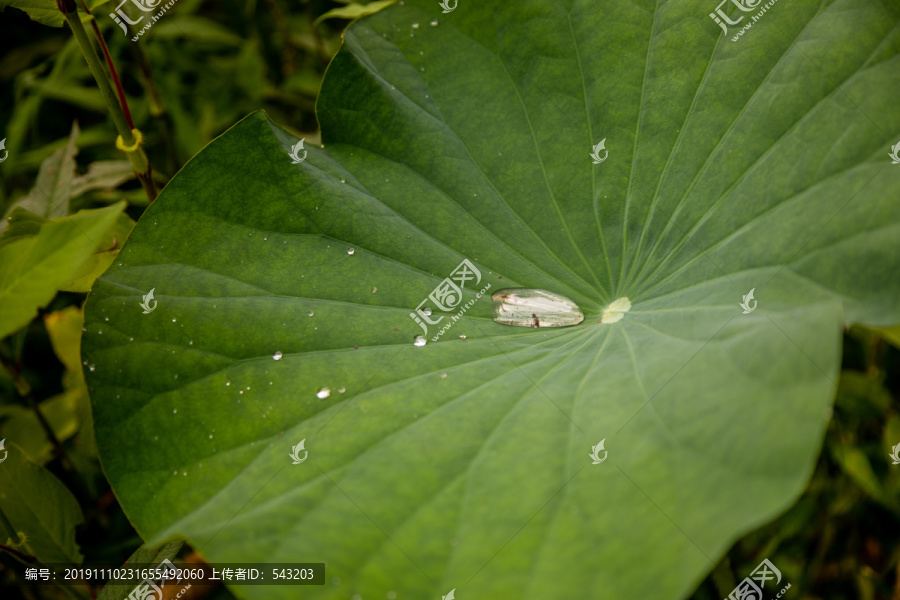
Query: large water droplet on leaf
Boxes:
[{"xmin": 491, "ymin": 289, "xmax": 584, "ymax": 328}]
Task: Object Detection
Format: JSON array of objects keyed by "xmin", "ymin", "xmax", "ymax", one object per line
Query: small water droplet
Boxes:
[
  {"xmin": 308, "ymin": 311, "xmax": 315, "ymax": 317},
  {"xmin": 172, "ymin": 318, "xmax": 177, "ymax": 323},
  {"xmin": 422, "ymin": 307, "xmax": 432, "ymax": 316},
  {"xmin": 88, "ymin": 365, "xmax": 96, "ymax": 372},
  {"xmin": 459, "ymin": 334, "xmax": 467, "ymax": 339},
  {"xmin": 413, "ymin": 336, "xmax": 426, "ymax": 347},
  {"xmin": 430, "ymin": 19, "xmax": 438, "ymax": 26},
  {"xmin": 338, "ymin": 387, "xmax": 346, "ymax": 394},
  {"xmin": 173, "ymin": 471, "xmax": 177, "ymax": 475},
  {"xmin": 209, "ymin": 434, "xmax": 214, "ymax": 439},
  {"xmin": 239, "ymin": 390, "xmax": 244, "ymax": 394},
  {"xmin": 347, "ymin": 248, "xmax": 355, "ymax": 255},
  {"xmin": 273, "ymin": 351, "xmax": 283, "ymax": 360},
  {"xmin": 412, "ymin": 22, "xmax": 419, "ymax": 28},
  {"xmin": 371, "ymin": 287, "xmax": 377, "ymax": 293},
  {"xmin": 317, "ymin": 387, "xmax": 331, "ymax": 399},
  {"xmin": 264, "ymin": 236, "xmax": 268, "ymax": 240},
  {"xmin": 189, "ymin": 340, "xmax": 193, "ymax": 345},
  {"xmin": 182, "ymin": 472, "xmax": 187, "ymax": 476},
  {"xmin": 440, "ymin": 373, "xmax": 447, "ymax": 379},
  {"xmin": 173, "ymin": 408, "xmax": 177, "ymax": 413},
  {"xmin": 340, "ymin": 178, "xmax": 346, "ymax": 183},
  {"xmin": 226, "ymin": 381, "xmax": 231, "ymax": 386},
  {"xmin": 104, "ymin": 317, "xmax": 109, "ymax": 322}
]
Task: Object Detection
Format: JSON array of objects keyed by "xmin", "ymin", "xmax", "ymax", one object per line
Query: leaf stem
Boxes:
[
  {"xmin": 0, "ymin": 543, "xmax": 37, "ymax": 563},
  {"xmin": 59, "ymin": 0, "xmax": 158, "ymax": 202},
  {"xmin": 77, "ymin": 0, "xmax": 135, "ymax": 130}
]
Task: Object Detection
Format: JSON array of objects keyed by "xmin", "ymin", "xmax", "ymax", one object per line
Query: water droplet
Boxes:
[
  {"xmin": 371, "ymin": 287, "xmax": 377, "ymax": 293},
  {"xmin": 308, "ymin": 311, "xmax": 315, "ymax": 317},
  {"xmin": 422, "ymin": 307, "xmax": 432, "ymax": 316},
  {"xmin": 104, "ymin": 317, "xmax": 109, "ymax": 322},
  {"xmin": 347, "ymin": 248, "xmax": 355, "ymax": 255},
  {"xmin": 412, "ymin": 22, "xmax": 419, "ymax": 28},
  {"xmin": 492, "ymin": 289, "xmax": 584, "ymax": 327},
  {"xmin": 173, "ymin": 408, "xmax": 177, "ymax": 413},
  {"xmin": 209, "ymin": 434, "xmax": 214, "ymax": 439},
  {"xmin": 88, "ymin": 365, "xmax": 96, "ymax": 372},
  {"xmin": 226, "ymin": 381, "xmax": 231, "ymax": 386},
  {"xmin": 173, "ymin": 471, "xmax": 177, "ymax": 475},
  {"xmin": 239, "ymin": 390, "xmax": 244, "ymax": 395},
  {"xmin": 317, "ymin": 387, "xmax": 331, "ymax": 399},
  {"xmin": 459, "ymin": 334, "xmax": 467, "ymax": 339},
  {"xmin": 413, "ymin": 336, "xmax": 426, "ymax": 347},
  {"xmin": 430, "ymin": 19, "xmax": 438, "ymax": 26},
  {"xmin": 601, "ymin": 297, "xmax": 632, "ymax": 324},
  {"xmin": 440, "ymin": 373, "xmax": 447, "ymax": 379},
  {"xmin": 273, "ymin": 351, "xmax": 283, "ymax": 360},
  {"xmin": 338, "ymin": 387, "xmax": 346, "ymax": 394},
  {"xmin": 182, "ymin": 472, "xmax": 187, "ymax": 476},
  {"xmin": 340, "ymin": 178, "xmax": 346, "ymax": 183}
]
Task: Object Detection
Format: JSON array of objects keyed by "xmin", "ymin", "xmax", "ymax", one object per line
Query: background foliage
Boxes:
[{"xmin": 0, "ymin": 0, "xmax": 898, "ymax": 599}]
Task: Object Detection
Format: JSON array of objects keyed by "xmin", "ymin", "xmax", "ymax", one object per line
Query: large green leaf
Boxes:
[{"xmin": 83, "ymin": 0, "xmax": 900, "ymax": 598}]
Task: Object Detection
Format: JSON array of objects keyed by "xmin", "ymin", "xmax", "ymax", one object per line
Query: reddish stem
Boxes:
[{"xmin": 78, "ymin": 0, "xmax": 135, "ymax": 130}]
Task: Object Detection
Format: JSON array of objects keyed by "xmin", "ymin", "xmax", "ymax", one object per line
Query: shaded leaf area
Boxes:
[
  {"xmin": 0, "ymin": 442, "xmax": 84, "ymax": 565},
  {"xmin": 84, "ymin": 0, "xmax": 900, "ymax": 598}
]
